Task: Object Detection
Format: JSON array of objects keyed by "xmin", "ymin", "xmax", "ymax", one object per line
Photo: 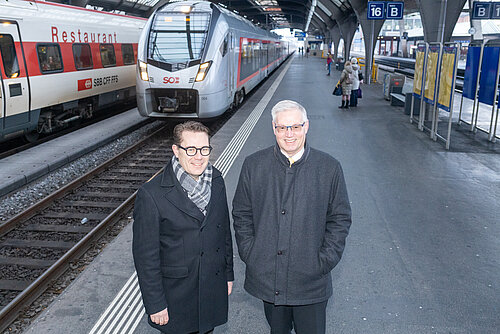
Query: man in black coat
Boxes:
[
  {"xmin": 232, "ymin": 100, "xmax": 352, "ymax": 334},
  {"xmin": 133, "ymin": 121, "xmax": 234, "ymax": 334}
]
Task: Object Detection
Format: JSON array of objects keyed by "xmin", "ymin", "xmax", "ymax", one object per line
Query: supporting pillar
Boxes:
[
  {"xmin": 329, "ymin": 24, "xmax": 342, "ymax": 62},
  {"xmin": 417, "ymin": 0, "xmax": 467, "ymax": 43},
  {"xmin": 350, "ymin": 0, "xmax": 385, "ymax": 84}
]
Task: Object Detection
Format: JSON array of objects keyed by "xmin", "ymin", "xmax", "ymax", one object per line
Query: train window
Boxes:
[
  {"xmin": 0, "ymin": 34, "xmax": 20, "ymax": 78},
  {"xmin": 219, "ymin": 35, "xmax": 228, "ymax": 57},
  {"xmin": 149, "ymin": 12, "xmax": 210, "ymax": 64},
  {"xmin": 122, "ymin": 44, "xmax": 135, "ymax": 65},
  {"xmin": 100, "ymin": 44, "xmax": 116, "ymax": 67},
  {"xmin": 73, "ymin": 44, "xmax": 93, "ymax": 70},
  {"xmin": 37, "ymin": 44, "xmax": 63, "ymax": 73}
]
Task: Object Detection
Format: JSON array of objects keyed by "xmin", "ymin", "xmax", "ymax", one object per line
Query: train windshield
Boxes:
[{"xmin": 149, "ymin": 12, "xmax": 211, "ymax": 65}]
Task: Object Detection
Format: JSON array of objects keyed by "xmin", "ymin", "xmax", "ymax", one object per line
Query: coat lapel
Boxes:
[{"xmin": 161, "ymin": 161, "xmax": 205, "ymax": 223}]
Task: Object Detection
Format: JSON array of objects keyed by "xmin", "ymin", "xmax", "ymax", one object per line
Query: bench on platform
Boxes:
[{"xmin": 390, "ymin": 92, "xmax": 405, "ymax": 107}]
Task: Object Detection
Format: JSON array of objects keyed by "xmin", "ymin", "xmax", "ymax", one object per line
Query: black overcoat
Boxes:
[{"xmin": 132, "ymin": 162, "xmax": 234, "ymax": 334}]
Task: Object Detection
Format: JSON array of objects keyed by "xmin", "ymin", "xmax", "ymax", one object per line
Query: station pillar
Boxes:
[
  {"xmin": 350, "ymin": 0, "xmax": 384, "ymax": 85},
  {"xmin": 417, "ymin": 0, "xmax": 467, "ymax": 43},
  {"xmin": 329, "ymin": 24, "xmax": 342, "ymax": 62}
]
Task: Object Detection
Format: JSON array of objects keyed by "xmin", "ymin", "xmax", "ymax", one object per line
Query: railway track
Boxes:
[{"xmin": 0, "ymin": 113, "xmax": 229, "ymax": 332}]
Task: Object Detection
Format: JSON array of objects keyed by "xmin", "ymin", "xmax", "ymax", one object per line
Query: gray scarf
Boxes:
[{"xmin": 171, "ymin": 156, "xmax": 212, "ymax": 215}]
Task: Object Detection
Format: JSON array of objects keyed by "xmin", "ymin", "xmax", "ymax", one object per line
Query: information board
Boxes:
[
  {"xmin": 462, "ymin": 46, "xmax": 481, "ymax": 100},
  {"xmin": 437, "ymin": 46, "xmax": 458, "ymax": 111},
  {"xmin": 424, "ymin": 45, "xmax": 440, "ymax": 103},
  {"xmin": 413, "ymin": 45, "xmax": 426, "ymax": 97},
  {"xmin": 478, "ymin": 47, "xmax": 500, "ymax": 106}
]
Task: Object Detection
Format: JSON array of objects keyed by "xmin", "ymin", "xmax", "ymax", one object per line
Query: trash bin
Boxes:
[
  {"xmin": 383, "ymin": 74, "xmax": 405, "ymax": 100},
  {"xmin": 336, "ymin": 61, "xmax": 344, "ymax": 71}
]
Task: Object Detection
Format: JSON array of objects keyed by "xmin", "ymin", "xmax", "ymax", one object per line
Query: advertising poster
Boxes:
[
  {"xmin": 413, "ymin": 45, "xmax": 426, "ymax": 96},
  {"xmin": 462, "ymin": 46, "xmax": 481, "ymax": 100},
  {"xmin": 478, "ymin": 47, "xmax": 500, "ymax": 106},
  {"xmin": 438, "ymin": 46, "xmax": 457, "ymax": 111},
  {"xmin": 424, "ymin": 45, "xmax": 440, "ymax": 103}
]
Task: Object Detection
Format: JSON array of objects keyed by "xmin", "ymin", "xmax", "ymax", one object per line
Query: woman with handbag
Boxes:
[{"xmin": 338, "ymin": 60, "xmax": 353, "ymax": 109}]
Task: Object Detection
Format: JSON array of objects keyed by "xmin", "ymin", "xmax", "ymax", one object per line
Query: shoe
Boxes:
[{"xmin": 327, "ymin": 73, "xmax": 330, "ymax": 76}]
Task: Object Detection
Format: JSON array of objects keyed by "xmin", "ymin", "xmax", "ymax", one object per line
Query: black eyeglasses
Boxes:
[{"xmin": 177, "ymin": 145, "xmax": 212, "ymax": 156}]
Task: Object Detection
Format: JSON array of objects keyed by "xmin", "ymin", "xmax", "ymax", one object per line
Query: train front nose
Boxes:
[{"xmin": 142, "ymin": 64, "xmax": 200, "ymax": 115}]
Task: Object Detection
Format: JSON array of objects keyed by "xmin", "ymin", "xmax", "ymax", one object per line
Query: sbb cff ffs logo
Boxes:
[
  {"xmin": 163, "ymin": 77, "xmax": 180, "ymax": 84},
  {"xmin": 78, "ymin": 78, "xmax": 92, "ymax": 91}
]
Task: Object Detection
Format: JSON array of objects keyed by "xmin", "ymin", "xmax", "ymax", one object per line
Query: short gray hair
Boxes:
[{"xmin": 271, "ymin": 100, "xmax": 308, "ymax": 122}]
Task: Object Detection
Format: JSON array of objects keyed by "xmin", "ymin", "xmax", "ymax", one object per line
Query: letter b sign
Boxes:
[{"xmin": 386, "ymin": 2, "xmax": 403, "ymax": 20}]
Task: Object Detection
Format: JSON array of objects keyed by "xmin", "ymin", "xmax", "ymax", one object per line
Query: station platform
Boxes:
[
  {"xmin": 0, "ymin": 109, "xmax": 151, "ymax": 198},
  {"xmin": 25, "ymin": 53, "xmax": 500, "ymax": 334}
]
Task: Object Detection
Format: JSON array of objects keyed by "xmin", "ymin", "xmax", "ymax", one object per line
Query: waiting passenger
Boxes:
[
  {"xmin": 350, "ymin": 57, "xmax": 363, "ymax": 107},
  {"xmin": 338, "ymin": 60, "xmax": 354, "ymax": 109}
]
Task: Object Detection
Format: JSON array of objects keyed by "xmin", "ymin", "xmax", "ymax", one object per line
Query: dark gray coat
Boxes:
[
  {"xmin": 232, "ymin": 143, "xmax": 351, "ymax": 305},
  {"xmin": 133, "ymin": 162, "xmax": 234, "ymax": 334}
]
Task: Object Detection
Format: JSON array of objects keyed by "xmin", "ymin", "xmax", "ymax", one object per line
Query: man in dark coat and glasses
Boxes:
[
  {"xmin": 133, "ymin": 121, "xmax": 234, "ymax": 334},
  {"xmin": 233, "ymin": 100, "xmax": 352, "ymax": 334}
]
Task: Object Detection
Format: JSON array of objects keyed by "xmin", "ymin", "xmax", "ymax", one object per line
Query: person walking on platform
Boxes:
[
  {"xmin": 232, "ymin": 100, "xmax": 352, "ymax": 334},
  {"xmin": 338, "ymin": 60, "xmax": 354, "ymax": 109},
  {"xmin": 132, "ymin": 121, "xmax": 234, "ymax": 334},
  {"xmin": 326, "ymin": 52, "xmax": 333, "ymax": 76},
  {"xmin": 350, "ymin": 57, "xmax": 363, "ymax": 107}
]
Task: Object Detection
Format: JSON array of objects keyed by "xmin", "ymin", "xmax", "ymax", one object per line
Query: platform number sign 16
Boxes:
[{"xmin": 367, "ymin": 1, "xmax": 385, "ymax": 20}]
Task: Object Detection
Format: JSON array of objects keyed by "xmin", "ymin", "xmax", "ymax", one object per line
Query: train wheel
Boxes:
[{"xmin": 24, "ymin": 130, "xmax": 39, "ymax": 143}]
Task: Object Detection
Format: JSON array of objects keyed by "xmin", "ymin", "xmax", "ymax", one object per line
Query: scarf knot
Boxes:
[{"xmin": 172, "ymin": 156, "xmax": 212, "ymax": 215}]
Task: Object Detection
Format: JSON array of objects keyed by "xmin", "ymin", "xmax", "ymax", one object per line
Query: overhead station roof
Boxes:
[{"xmin": 48, "ymin": 0, "xmax": 420, "ymax": 35}]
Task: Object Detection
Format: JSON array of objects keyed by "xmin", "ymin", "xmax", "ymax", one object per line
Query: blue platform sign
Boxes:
[
  {"xmin": 492, "ymin": 3, "xmax": 500, "ymax": 19},
  {"xmin": 386, "ymin": 2, "xmax": 404, "ymax": 20},
  {"xmin": 472, "ymin": 2, "xmax": 492, "ymax": 20},
  {"xmin": 367, "ymin": 2, "xmax": 385, "ymax": 20},
  {"xmin": 294, "ymin": 31, "xmax": 306, "ymax": 38},
  {"xmin": 478, "ymin": 47, "xmax": 500, "ymax": 106},
  {"xmin": 462, "ymin": 46, "xmax": 481, "ymax": 100}
]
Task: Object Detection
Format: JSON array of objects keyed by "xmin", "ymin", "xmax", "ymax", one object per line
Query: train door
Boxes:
[{"xmin": 0, "ymin": 21, "xmax": 30, "ymax": 132}]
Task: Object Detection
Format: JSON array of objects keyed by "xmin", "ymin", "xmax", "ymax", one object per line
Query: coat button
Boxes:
[
  {"xmin": 216, "ymin": 247, "xmax": 220, "ymax": 253},
  {"xmin": 217, "ymin": 224, "xmax": 221, "ymax": 228},
  {"xmin": 281, "ymin": 210, "xmax": 285, "ymax": 215},
  {"xmin": 200, "ymin": 251, "xmax": 204, "ymax": 257},
  {"xmin": 275, "ymin": 291, "xmax": 279, "ymax": 295},
  {"xmin": 277, "ymin": 250, "xmax": 283, "ymax": 255}
]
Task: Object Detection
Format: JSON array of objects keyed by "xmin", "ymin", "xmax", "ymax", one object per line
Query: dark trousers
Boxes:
[
  {"xmin": 263, "ymin": 300, "xmax": 328, "ymax": 334},
  {"xmin": 350, "ymin": 89, "xmax": 358, "ymax": 106}
]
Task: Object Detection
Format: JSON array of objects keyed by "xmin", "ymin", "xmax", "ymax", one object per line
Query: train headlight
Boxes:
[
  {"xmin": 195, "ymin": 61, "xmax": 212, "ymax": 82},
  {"xmin": 139, "ymin": 61, "xmax": 149, "ymax": 81}
]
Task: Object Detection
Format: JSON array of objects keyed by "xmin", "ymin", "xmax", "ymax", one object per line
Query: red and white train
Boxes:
[{"xmin": 0, "ymin": 0, "xmax": 145, "ymax": 142}]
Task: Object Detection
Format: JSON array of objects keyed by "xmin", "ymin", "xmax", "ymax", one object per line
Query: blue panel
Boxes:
[
  {"xmin": 386, "ymin": 2, "xmax": 404, "ymax": 20},
  {"xmin": 492, "ymin": 3, "xmax": 500, "ymax": 19},
  {"xmin": 462, "ymin": 46, "xmax": 481, "ymax": 100},
  {"xmin": 472, "ymin": 2, "xmax": 492, "ymax": 20},
  {"xmin": 367, "ymin": 2, "xmax": 385, "ymax": 19},
  {"xmin": 478, "ymin": 47, "xmax": 500, "ymax": 106}
]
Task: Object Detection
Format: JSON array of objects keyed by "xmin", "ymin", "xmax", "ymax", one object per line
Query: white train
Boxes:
[
  {"xmin": 0, "ymin": 0, "xmax": 145, "ymax": 142},
  {"xmin": 136, "ymin": 0, "xmax": 292, "ymax": 119}
]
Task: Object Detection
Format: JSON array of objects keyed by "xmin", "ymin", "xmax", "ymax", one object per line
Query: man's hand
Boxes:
[
  {"xmin": 150, "ymin": 308, "xmax": 169, "ymax": 326},
  {"xmin": 227, "ymin": 281, "xmax": 233, "ymax": 295}
]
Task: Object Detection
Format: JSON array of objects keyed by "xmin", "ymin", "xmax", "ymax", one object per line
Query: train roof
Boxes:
[
  {"xmin": 155, "ymin": 0, "xmax": 281, "ymax": 41},
  {"xmin": 0, "ymin": 0, "xmax": 146, "ymax": 26}
]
